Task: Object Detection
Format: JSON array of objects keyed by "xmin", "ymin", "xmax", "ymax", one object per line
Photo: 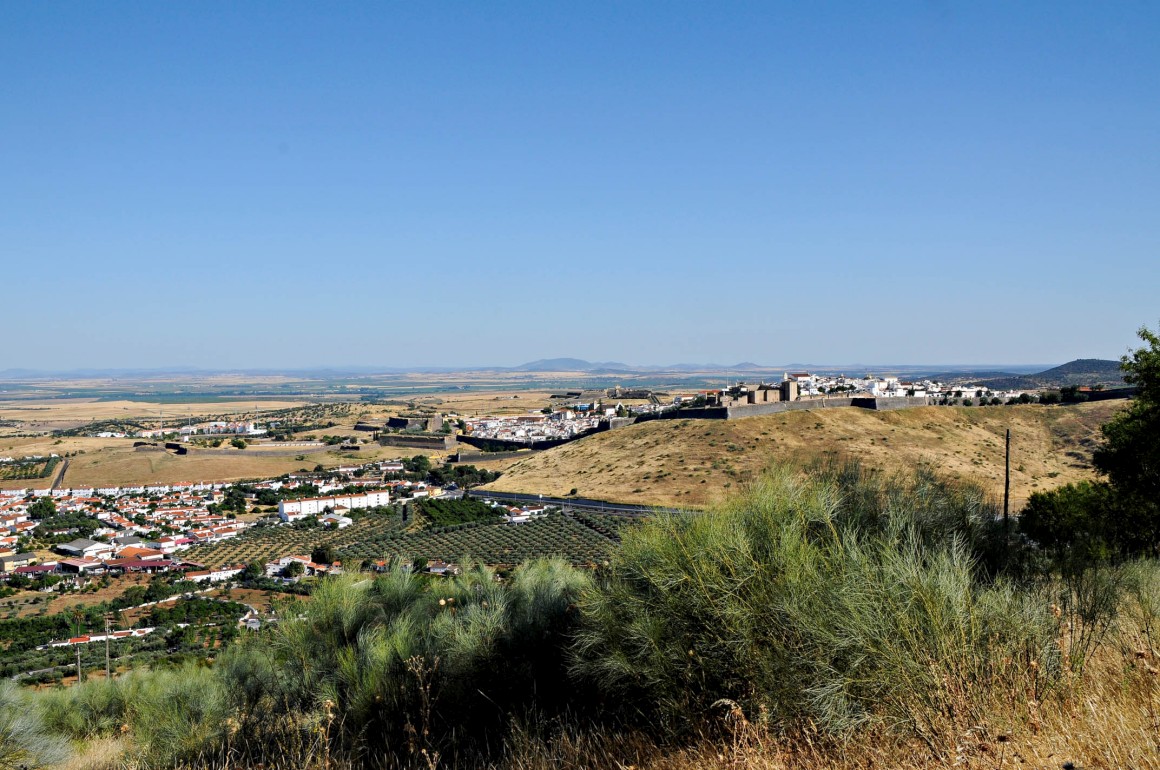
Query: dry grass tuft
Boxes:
[{"xmin": 49, "ymin": 737, "xmax": 128, "ymax": 770}]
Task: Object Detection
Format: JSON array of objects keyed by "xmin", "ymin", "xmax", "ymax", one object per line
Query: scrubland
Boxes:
[{"xmin": 3, "ymin": 459, "xmax": 1155, "ymax": 770}]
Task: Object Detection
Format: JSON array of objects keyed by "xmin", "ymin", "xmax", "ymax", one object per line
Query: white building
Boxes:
[
  {"xmin": 186, "ymin": 565, "xmax": 245, "ymax": 583},
  {"xmin": 278, "ymin": 490, "xmax": 390, "ymax": 522},
  {"xmin": 320, "ymin": 513, "xmax": 354, "ymax": 529}
]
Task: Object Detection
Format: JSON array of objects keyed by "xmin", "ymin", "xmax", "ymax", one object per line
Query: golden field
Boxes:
[
  {"xmin": 0, "ymin": 439, "xmax": 454, "ymax": 491},
  {"xmin": 0, "ymin": 388, "xmax": 557, "ymax": 489},
  {"xmin": 0, "ymin": 398, "xmax": 311, "ymax": 432},
  {"xmin": 484, "ymin": 402, "xmax": 1123, "ymax": 508}
]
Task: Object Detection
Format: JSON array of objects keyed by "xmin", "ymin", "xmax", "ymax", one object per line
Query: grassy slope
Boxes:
[{"xmin": 483, "ymin": 402, "xmax": 1123, "ymax": 509}]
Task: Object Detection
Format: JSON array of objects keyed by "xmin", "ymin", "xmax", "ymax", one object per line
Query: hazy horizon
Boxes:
[
  {"xmin": 0, "ymin": 359, "xmax": 1087, "ymax": 379},
  {"xmin": 4, "ymin": 3, "xmax": 1157, "ymax": 369}
]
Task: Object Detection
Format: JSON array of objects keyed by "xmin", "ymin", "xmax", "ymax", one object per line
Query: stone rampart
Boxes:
[
  {"xmin": 451, "ymin": 448, "xmax": 538, "ymax": 463},
  {"xmin": 647, "ymin": 396, "xmax": 931, "ymax": 422},
  {"xmin": 378, "ymin": 434, "xmax": 456, "ymax": 450},
  {"xmin": 850, "ymin": 396, "xmax": 931, "ymax": 410},
  {"xmin": 726, "ymin": 398, "xmax": 855, "ymax": 419}
]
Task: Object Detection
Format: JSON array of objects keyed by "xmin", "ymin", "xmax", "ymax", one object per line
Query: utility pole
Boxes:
[
  {"xmin": 1003, "ymin": 428, "xmax": 1012, "ymax": 540},
  {"xmin": 104, "ymin": 612, "xmax": 112, "ymax": 680},
  {"xmin": 71, "ymin": 608, "xmax": 84, "ymax": 684}
]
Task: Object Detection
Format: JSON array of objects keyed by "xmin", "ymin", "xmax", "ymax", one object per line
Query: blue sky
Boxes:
[{"xmin": 3, "ymin": 2, "xmax": 1157, "ymax": 370}]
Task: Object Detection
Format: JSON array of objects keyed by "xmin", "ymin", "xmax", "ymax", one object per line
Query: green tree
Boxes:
[
  {"xmin": 283, "ymin": 561, "xmax": 305, "ymax": 578},
  {"xmin": 311, "ymin": 545, "xmax": 337, "ymax": 565},
  {"xmin": 1093, "ymin": 324, "xmax": 1160, "ymax": 554},
  {"xmin": 26, "ymin": 497, "xmax": 56, "ymax": 520},
  {"xmin": 1018, "ymin": 481, "xmax": 1117, "ymax": 561},
  {"xmin": 230, "ymin": 437, "xmax": 247, "ymax": 449},
  {"xmin": 405, "ymin": 455, "xmax": 431, "ymax": 474}
]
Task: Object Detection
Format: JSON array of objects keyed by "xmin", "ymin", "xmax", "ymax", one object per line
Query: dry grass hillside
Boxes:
[{"xmin": 483, "ymin": 402, "xmax": 1123, "ymax": 508}]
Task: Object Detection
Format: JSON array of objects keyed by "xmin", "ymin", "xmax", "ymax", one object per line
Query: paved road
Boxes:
[
  {"xmin": 50, "ymin": 458, "xmax": 69, "ymax": 490},
  {"xmin": 468, "ymin": 489, "xmax": 692, "ymax": 517}
]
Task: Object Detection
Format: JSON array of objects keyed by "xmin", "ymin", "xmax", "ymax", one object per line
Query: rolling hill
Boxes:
[
  {"xmin": 1030, "ymin": 358, "xmax": 1125, "ymax": 386},
  {"xmin": 927, "ymin": 359, "xmax": 1124, "ymax": 390},
  {"xmin": 481, "ymin": 401, "xmax": 1123, "ymax": 509}
]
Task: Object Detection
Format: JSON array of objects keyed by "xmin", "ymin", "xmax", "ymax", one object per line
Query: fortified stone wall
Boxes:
[
  {"xmin": 648, "ymin": 396, "xmax": 931, "ymax": 422},
  {"xmin": 1071, "ymin": 387, "xmax": 1137, "ymax": 402},
  {"xmin": 850, "ymin": 396, "xmax": 931, "ymax": 410},
  {"xmin": 378, "ymin": 434, "xmax": 456, "ymax": 450},
  {"xmin": 647, "ymin": 407, "xmax": 730, "ymax": 421},
  {"xmin": 726, "ymin": 398, "xmax": 855, "ymax": 419},
  {"xmin": 456, "ymin": 432, "xmax": 596, "ymax": 452},
  {"xmin": 451, "ymin": 448, "xmax": 537, "ymax": 463}
]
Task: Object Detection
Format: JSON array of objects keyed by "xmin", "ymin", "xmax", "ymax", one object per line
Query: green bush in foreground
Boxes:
[
  {"xmin": 0, "ymin": 681, "xmax": 69, "ymax": 770},
  {"xmin": 572, "ymin": 464, "xmax": 1059, "ymax": 743},
  {"xmin": 216, "ymin": 558, "xmax": 591, "ymax": 764},
  {"xmin": 35, "ymin": 665, "xmax": 227, "ymax": 766}
]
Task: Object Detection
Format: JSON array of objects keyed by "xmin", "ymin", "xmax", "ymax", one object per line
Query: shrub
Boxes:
[
  {"xmin": 0, "ymin": 681, "xmax": 69, "ymax": 769},
  {"xmin": 1019, "ymin": 481, "xmax": 1119, "ymax": 561},
  {"xmin": 36, "ymin": 666, "xmax": 227, "ymax": 765},
  {"xmin": 217, "ymin": 559, "xmax": 592, "ymax": 763},
  {"xmin": 1093, "ymin": 324, "xmax": 1160, "ymax": 556},
  {"xmin": 572, "ymin": 464, "xmax": 1059, "ymax": 747},
  {"xmin": 1123, "ymin": 559, "xmax": 1160, "ymax": 658}
]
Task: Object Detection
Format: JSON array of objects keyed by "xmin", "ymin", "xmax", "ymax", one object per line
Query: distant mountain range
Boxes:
[
  {"xmin": 512, "ymin": 358, "xmax": 768, "ymax": 373},
  {"xmin": 0, "ymin": 358, "xmax": 1124, "ymax": 385},
  {"xmin": 514, "ymin": 358, "xmax": 632, "ymax": 372},
  {"xmin": 968, "ymin": 359, "xmax": 1126, "ymax": 390},
  {"xmin": 511, "ymin": 358, "xmax": 1127, "ymax": 387}
]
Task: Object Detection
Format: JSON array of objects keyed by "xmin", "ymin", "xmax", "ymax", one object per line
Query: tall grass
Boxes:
[
  {"xmin": 0, "ymin": 681, "xmax": 70, "ymax": 770},
  {"xmin": 35, "ymin": 665, "xmax": 227, "ymax": 766},
  {"xmin": 572, "ymin": 463, "xmax": 1059, "ymax": 749},
  {"xmin": 216, "ymin": 558, "xmax": 592, "ymax": 766}
]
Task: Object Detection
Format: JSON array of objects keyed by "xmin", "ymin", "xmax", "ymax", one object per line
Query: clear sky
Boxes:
[{"xmin": 3, "ymin": 2, "xmax": 1157, "ymax": 370}]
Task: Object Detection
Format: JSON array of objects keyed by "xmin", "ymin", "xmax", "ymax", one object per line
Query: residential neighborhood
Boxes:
[{"xmin": 0, "ymin": 459, "xmax": 439, "ymax": 591}]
